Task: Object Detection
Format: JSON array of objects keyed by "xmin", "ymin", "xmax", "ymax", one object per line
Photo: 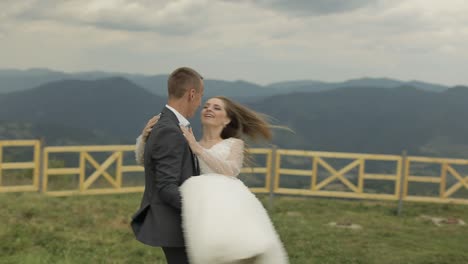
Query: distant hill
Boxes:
[
  {"xmin": 1, "ymin": 76, "xmax": 468, "ymax": 158},
  {"xmin": 251, "ymin": 85, "xmax": 468, "ymax": 157},
  {"xmin": 0, "ymin": 121, "xmax": 118, "ymax": 145},
  {"xmin": 266, "ymin": 77, "xmax": 449, "ymax": 93},
  {"xmin": 0, "ymin": 77, "xmax": 166, "ymax": 144},
  {"xmin": 0, "ymin": 69, "xmax": 451, "ymax": 99},
  {"xmin": 0, "ymin": 68, "xmax": 269, "ymax": 99}
]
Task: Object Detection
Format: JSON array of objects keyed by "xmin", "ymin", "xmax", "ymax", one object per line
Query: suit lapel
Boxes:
[
  {"xmin": 193, "ymin": 154, "xmax": 200, "ymax": 175},
  {"xmin": 161, "ymin": 106, "xmax": 200, "ymax": 175}
]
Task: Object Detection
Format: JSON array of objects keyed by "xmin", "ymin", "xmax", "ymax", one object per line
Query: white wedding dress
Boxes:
[{"xmin": 135, "ymin": 137, "xmax": 288, "ymax": 264}]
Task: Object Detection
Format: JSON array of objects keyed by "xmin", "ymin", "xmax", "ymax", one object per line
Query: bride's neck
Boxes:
[{"xmin": 201, "ymin": 126, "xmax": 223, "ymax": 142}]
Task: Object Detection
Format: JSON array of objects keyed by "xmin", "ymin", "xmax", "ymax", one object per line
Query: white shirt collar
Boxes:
[{"xmin": 165, "ymin": 104, "xmax": 190, "ymax": 127}]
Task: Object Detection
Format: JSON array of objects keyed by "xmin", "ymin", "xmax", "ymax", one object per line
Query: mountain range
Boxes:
[
  {"xmin": 1, "ymin": 70, "xmax": 468, "ymax": 159},
  {"xmin": 0, "ymin": 68, "xmax": 452, "ymax": 99}
]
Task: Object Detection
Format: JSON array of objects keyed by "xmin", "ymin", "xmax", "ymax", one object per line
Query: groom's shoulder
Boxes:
[
  {"xmin": 155, "ymin": 114, "xmax": 177, "ymax": 129},
  {"xmin": 147, "ymin": 123, "xmax": 183, "ymax": 149},
  {"xmin": 153, "ymin": 117, "xmax": 181, "ymax": 137}
]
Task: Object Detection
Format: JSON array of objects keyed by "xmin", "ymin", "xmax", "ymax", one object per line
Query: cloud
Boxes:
[
  {"xmin": 229, "ymin": 0, "xmax": 377, "ymax": 16},
  {"xmin": 9, "ymin": 0, "xmax": 210, "ymax": 35},
  {"xmin": 1, "ymin": 0, "xmax": 468, "ymax": 86}
]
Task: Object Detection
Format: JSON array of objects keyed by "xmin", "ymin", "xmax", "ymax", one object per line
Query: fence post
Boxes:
[
  {"xmin": 397, "ymin": 150, "xmax": 407, "ymax": 216},
  {"xmin": 268, "ymin": 145, "xmax": 277, "ymax": 211},
  {"xmin": 0, "ymin": 141, "xmax": 3, "ymax": 188},
  {"xmin": 38, "ymin": 138, "xmax": 45, "ymax": 193}
]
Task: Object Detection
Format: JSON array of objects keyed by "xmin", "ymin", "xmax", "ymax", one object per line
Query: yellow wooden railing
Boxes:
[
  {"xmin": 241, "ymin": 148, "xmax": 273, "ymax": 194},
  {"xmin": 43, "ymin": 145, "xmax": 144, "ymax": 196},
  {"xmin": 0, "ymin": 140, "xmax": 41, "ymax": 192},
  {"xmin": 404, "ymin": 156, "xmax": 468, "ymax": 204},
  {"xmin": 41, "ymin": 145, "xmax": 272, "ymax": 196},
  {"xmin": 1, "ymin": 140, "xmax": 468, "ymax": 205},
  {"xmin": 273, "ymin": 149, "xmax": 403, "ymax": 201}
]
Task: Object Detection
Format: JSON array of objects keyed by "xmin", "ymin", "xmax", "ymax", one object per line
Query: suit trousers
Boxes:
[{"xmin": 162, "ymin": 247, "xmax": 189, "ymax": 264}]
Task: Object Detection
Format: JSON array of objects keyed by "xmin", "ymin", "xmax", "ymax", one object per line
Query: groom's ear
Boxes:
[{"xmin": 188, "ymin": 88, "xmax": 196, "ymax": 100}]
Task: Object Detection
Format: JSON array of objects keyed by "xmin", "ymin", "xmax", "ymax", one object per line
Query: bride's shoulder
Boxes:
[
  {"xmin": 226, "ymin": 137, "xmax": 242, "ymax": 142},
  {"xmin": 225, "ymin": 137, "xmax": 244, "ymax": 146}
]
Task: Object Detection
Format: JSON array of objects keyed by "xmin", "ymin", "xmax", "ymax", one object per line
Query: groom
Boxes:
[{"xmin": 131, "ymin": 67, "xmax": 204, "ymax": 264}]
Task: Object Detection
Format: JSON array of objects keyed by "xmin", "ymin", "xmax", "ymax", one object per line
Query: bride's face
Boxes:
[{"xmin": 200, "ymin": 98, "xmax": 230, "ymax": 128}]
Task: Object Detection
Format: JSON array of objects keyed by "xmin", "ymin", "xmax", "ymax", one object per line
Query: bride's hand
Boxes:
[
  {"xmin": 180, "ymin": 126, "xmax": 202, "ymax": 155},
  {"xmin": 141, "ymin": 114, "xmax": 160, "ymax": 142}
]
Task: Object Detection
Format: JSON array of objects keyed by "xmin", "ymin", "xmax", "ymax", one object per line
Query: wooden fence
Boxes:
[
  {"xmin": 0, "ymin": 140, "xmax": 41, "ymax": 192},
  {"xmin": 43, "ymin": 145, "xmax": 143, "ymax": 196},
  {"xmin": 273, "ymin": 149, "xmax": 403, "ymax": 201},
  {"xmin": 1, "ymin": 140, "xmax": 468, "ymax": 205}
]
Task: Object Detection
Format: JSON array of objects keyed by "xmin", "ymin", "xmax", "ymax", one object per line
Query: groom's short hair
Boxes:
[{"xmin": 168, "ymin": 67, "xmax": 203, "ymax": 99}]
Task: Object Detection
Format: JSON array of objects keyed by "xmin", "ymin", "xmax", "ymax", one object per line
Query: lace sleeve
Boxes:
[
  {"xmin": 197, "ymin": 138, "xmax": 244, "ymax": 177},
  {"xmin": 135, "ymin": 135, "xmax": 145, "ymax": 165}
]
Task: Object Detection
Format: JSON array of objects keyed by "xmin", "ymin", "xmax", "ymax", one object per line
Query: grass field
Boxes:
[{"xmin": 1, "ymin": 192, "xmax": 468, "ymax": 264}]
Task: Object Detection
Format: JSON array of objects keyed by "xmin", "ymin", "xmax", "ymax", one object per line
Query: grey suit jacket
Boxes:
[{"xmin": 131, "ymin": 107, "xmax": 200, "ymax": 247}]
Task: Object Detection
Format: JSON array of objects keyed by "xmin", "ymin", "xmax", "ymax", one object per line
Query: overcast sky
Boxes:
[{"xmin": 1, "ymin": 0, "xmax": 467, "ymax": 85}]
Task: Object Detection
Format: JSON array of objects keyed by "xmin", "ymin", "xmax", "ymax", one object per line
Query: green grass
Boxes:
[{"xmin": 1, "ymin": 193, "xmax": 468, "ymax": 264}]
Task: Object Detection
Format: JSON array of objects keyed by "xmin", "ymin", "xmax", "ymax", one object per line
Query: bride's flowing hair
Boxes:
[
  {"xmin": 215, "ymin": 96, "xmax": 272, "ymax": 141},
  {"xmin": 215, "ymin": 96, "xmax": 281, "ymax": 168}
]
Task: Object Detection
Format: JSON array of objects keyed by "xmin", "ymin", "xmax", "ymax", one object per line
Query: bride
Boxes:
[{"xmin": 135, "ymin": 96, "xmax": 289, "ymax": 264}]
